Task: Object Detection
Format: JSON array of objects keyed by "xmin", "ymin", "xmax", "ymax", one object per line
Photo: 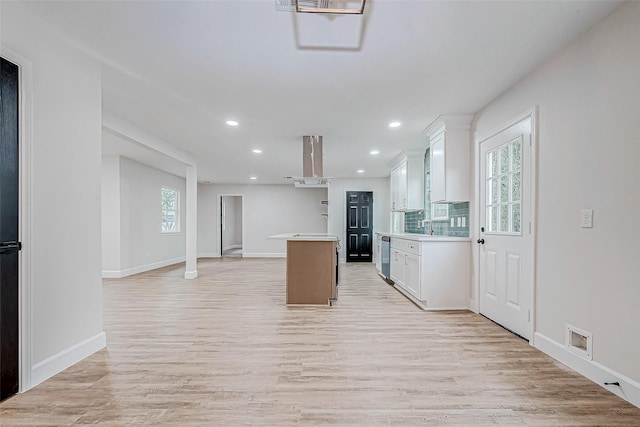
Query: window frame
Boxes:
[
  {"xmin": 161, "ymin": 186, "xmax": 180, "ymax": 234},
  {"xmin": 484, "ymin": 136, "xmax": 522, "ymax": 236},
  {"xmin": 431, "ymin": 203, "xmax": 450, "ymax": 221}
]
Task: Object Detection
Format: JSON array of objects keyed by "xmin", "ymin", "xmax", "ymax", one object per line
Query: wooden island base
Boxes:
[{"xmin": 286, "ymin": 240, "xmax": 337, "ymax": 306}]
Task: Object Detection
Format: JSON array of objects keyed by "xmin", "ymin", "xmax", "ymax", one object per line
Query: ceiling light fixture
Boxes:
[
  {"xmin": 294, "ymin": 0, "xmax": 366, "ymax": 15},
  {"xmin": 226, "ymin": 120, "xmax": 239, "ymax": 126},
  {"xmin": 250, "ymin": 176, "xmax": 257, "ymax": 180},
  {"xmin": 389, "ymin": 121, "xmax": 401, "ymax": 128},
  {"xmin": 357, "ymin": 169, "xmax": 365, "ymax": 173},
  {"xmin": 370, "ymin": 150, "xmax": 379, "ymax": 155},
  {"xmin": 252, "ymin": 149, "xmax": 262, "ymax": 154}
]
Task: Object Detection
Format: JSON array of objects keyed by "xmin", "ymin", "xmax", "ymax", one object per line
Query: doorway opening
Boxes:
[{"xmin": 220, "ymin": 195, "xmax": 243, "ymax": 257}]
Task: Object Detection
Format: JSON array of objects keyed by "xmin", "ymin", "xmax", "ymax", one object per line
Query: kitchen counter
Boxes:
[
  {"xmin": 269, "ymin": 233, "xmax": 339, "ymax": 242},
  {"xmin": 375, "ymin": 232, "xmax": 471, "ymax": 242},
  {"xmin": 375, "ymin": 232, "xmax": 471, "ymax": 310}
]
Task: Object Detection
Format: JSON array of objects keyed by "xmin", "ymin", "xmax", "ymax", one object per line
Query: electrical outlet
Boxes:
[{"xmin": 580, "ymin": 209, "xmax": 593, "ymax": 228}]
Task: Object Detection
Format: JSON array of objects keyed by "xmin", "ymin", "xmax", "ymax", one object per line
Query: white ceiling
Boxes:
[{"xmin": 24, "ymin": 0, "xmax": 620, "ymax": 183}]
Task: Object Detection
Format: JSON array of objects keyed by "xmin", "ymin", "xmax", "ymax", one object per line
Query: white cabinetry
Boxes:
[
  {"xmin": 389, "ymin": 247, "xmax": 406, "ymax": 289},
  {"xmin": 429, "ymin": 131, "xmax": 446, "ymax": 203},
  {"xmin": 390, "ymin": 238, "xmax": 421, "ymax": 299},
  {"xmin": 389, "ymin": 150, "xmax": 425, "ymax": 211},
  {"xmin": 424, "ymin": 115, "xmax": 473, "ymax": 203},
  {"xmin": 374, "ymin": 233, "xmax": 382, "ymax": 273},
  {"xmin": 404, "ymin": 252, "xmax": 421, "ymax": 299},
  {"xmin": 389, "ymin": 236, "xmax": 470, "ymax": 310}
]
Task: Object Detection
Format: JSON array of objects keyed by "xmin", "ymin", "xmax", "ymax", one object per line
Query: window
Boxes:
[
  {"xmin": 161, "ymin": 187, "xmax": 179, "ymax": 233},
  {"xmin": 486, "ymin": 136, "xmax": 522, "ymax": 234},
  {"xmin": 431, "ymin": 203, "xmax": 449, "ymax": 221}
]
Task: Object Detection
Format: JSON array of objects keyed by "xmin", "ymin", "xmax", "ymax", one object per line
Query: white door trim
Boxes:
[
  {"xmin": 473, "ymin": 106, "xmax": 538, "ymax": 345},
  {"xmin": 1, "ymin": 47, "xmax": 34, "ymax": 392}
]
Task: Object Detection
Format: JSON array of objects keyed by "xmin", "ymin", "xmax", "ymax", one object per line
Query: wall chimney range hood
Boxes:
[{"xmin": 294, "ymin": 135, "xmax": 329, "ymax": 187}]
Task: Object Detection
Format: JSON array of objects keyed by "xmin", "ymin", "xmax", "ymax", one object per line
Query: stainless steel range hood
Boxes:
[{"xmin": 295, "ymin": 135, "xmax": 329, "ymax": 187}]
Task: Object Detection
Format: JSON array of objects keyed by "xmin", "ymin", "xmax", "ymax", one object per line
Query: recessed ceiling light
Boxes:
[
  {"xmin": 389, "ymin": 121, "xmax": 401, "ymax": 128},
  {"xmin": 226, "ymin": 120, "xmax": 239, "ymax": 126},
  {"xmin": 370, "ymin": 150, "xmax": 379, "ymax": 155},
  {"xmin": 357, "ymin": 169, "xmax": 365, "ymax": 173},
  {"xmin": 250, "ymin": 176, "xmax": 257, "ymax": 180},
  {"xmin": 252, "ymin": 149, "xmax": 262, "ymax": 154}
]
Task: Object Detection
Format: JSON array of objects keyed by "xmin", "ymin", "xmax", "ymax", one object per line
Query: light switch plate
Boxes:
[{"xmin": 580, "ymin": 209, "xmax": 593, "ymax": 228}]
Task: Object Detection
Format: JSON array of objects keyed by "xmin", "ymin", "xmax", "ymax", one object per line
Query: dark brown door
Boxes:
[
  {"xmin": 1, "ymin": 57, "xmax": 20, "ymax": 401},
  {"xmin": 346, "ymin": 191, "xmax": 373, "ymax": 262}
]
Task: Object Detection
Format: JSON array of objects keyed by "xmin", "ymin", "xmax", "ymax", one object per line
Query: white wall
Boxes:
[
  {"xmin": 327, "ymin": 178, "xmax": 390, "ymax": 262},
  {"xmin": 1, "ymin": 2, "xmax": 105, "ymax": 388},
  {"xmin": 473, "ymin": 1, "xmax": 640, "ymax": 388},
  {"xmin": 101, "ymin": 155, "xmax": 121, "ymax": 272},
  {"xmin": 198, "ymin": 184, "xmax": 327, "ymax": 257},
  {"xmin": 118, "ymin": 156, "xmax": 186, "ymax": 274}
]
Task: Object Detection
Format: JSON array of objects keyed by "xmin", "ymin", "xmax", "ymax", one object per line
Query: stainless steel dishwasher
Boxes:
[{"xmin": 381, "ymin": 236, "xmax": 391, "ymax": 279}]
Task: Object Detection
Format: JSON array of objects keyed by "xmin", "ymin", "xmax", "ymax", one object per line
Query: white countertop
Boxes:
[
  {"xmin": 269, "ymin": 233, "xmax": 339, "ymax": 241},
  {"xmin": 375, "ymin": 232, "xmax": 471, "ymax": 242}
]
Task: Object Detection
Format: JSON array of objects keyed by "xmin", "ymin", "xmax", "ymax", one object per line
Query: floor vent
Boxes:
[{"xmin": 566, "ymin": 324, "xmax": 593, "ymax": 360}]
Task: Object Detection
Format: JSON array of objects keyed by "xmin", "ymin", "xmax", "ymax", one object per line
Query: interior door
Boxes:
[
  {"xmin": 346, "ymin": 191, "xmax": 373, "ymax": 262},
  {"xmin": 0, "ymin": 57, "xmax": 21, "ymax": 401},
  {"xmin": 478, "ymin": 118, "xmax": 532, "ymax": 340}
]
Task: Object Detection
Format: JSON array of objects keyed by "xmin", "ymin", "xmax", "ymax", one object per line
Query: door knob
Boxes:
[
  {"xmin": 477, "ymin": 238, "xmax": 485, "ymax": 245},
  {"xmin": 0, "ymin": 241, "xmax": 22, "ymax": 254}
]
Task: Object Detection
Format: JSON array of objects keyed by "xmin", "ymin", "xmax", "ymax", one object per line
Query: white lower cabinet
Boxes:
[
  {"xmin": 390, "ymin": 248, "xmax": 406, "ymax": 288},
  {"xmin": 404, "ymin": 252, "xmax": 421, "ymax": 299},
  {"xmin": 390, "ymin": 239, "xmax": 421, "ymax": 300},
  {"xmin": 390, "ymin": 237, "xmax": 469, "ymax": 310}
]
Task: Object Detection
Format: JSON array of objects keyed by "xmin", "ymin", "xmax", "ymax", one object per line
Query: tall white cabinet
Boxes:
[{"xmin": 423, "ymin": 115, "xmax": 473, "ymax": 203}]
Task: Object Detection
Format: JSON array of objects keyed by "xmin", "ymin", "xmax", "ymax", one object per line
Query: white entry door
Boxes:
[{"xmin": 478, "ymin": 118, "xmax": 533, "ymax": 340}]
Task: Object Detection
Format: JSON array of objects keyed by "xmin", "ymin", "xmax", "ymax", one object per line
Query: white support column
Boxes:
[{"xmin": 184, "ymin": 165, "xmax": 198, "ymax": 279}]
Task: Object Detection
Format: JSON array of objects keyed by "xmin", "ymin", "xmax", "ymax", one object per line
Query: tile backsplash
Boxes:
[{"xmin": 404, "ymin": 202, "xmax": 470, "ymax": 237}]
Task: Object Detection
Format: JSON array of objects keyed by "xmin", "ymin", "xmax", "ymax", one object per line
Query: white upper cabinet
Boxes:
[
  {"xmin": 430, "ymin": 131, "xmax": 446, "ymax": 203},
  {"xmin": 424, "ymin": 115, "xmax": 473, "ymax": 203},
  {"xmin": 389, "ymin": 149, "xmax": 425, "ymax": 211}
]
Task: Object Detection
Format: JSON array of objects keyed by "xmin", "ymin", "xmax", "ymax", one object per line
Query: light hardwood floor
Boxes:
[{"xmin": 1, "ymin": 258, "xmax": 639, "ymax": 426}]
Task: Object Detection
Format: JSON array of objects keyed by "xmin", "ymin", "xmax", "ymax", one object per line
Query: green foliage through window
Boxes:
[
  {"xmin": 161, "ymin": 187, "xmax": 179, "ymax": 232},
  {"xmin": 486, "ymin": 137, "xmax": 522, "ymax": 234}
]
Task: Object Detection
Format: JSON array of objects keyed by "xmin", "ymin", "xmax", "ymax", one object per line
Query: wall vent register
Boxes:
[{"xmin": 565, "ymin": 324, "xmax": 593, "ymax": 361}]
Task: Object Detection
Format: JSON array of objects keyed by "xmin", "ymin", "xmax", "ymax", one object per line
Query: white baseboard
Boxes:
[
  {"xmin": 101, "ymin": 270, "xmax": 122, "ymax": 278},
  {"xmin": 102, "ymin": 256, "xmax": 186, "ymax": 278},
  {"xmin": 534, "ymin": 332, "xmax": 640, "ymax": 408},
  {"xmin": 31, "ymin": 332, "xmax": 106, "ymax": 389},
  {"xmin": 243, "ymin": 252, "xmax": 285, "ymax": 258},
  {"xmin": 198, "ymin": 252, "xmax": 221, "ymax": 258},
  {"xmin": 184, "ymin": 270, "xmax": 198, "ymax": 279},
  {"xmin": 222, "ymin": 244, "xmax": 242, "ymax": 251}
]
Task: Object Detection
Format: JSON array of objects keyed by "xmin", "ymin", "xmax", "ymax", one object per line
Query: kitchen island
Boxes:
[{"xmin": 269, "ymin": 234, "xmax": 339, "ymax": 306}]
